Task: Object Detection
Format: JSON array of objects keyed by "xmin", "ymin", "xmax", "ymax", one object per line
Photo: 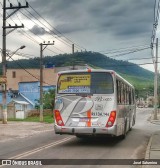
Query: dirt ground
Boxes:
[{"xmin": 0, "ymin": 121, "xmax": 54, "ymax": 142}]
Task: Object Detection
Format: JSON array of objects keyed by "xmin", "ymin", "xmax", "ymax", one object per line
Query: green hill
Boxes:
[{"xmin": 1, "ymin": 51, "xmax": 154, "ymax": 97}]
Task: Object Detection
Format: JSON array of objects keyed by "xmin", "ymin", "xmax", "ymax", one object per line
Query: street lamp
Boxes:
[
  {"xmin": 19, "ymin": 45, "xmax": 26, "ymax": 50},
  {"xmin": 7, "ymin": 45, "xmax": 26, "ymax": 61},
  {"xmin": 1, "ymin": 45, "xmax": 26, "ymax": 124}
]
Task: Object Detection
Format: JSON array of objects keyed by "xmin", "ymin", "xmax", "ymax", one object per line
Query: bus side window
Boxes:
[
  {"xmin": 126, "ymin": 86, "xmax": 129, "ymax": 104},
  {"xmin": 117, "ymin": 80, "xmax": 122, "ymax": 104},
  {"xmin": 119, "ymin": 81, "xmax": 121, "ymax": 104},
  {"xmin": 117, "ymin": 80, "xmax": 120, "ymax": 104},
  {"xmin": 124, "ymin": 84, "xmax": 127, "ymax": 104},
  {"xmin": 132, "ymin": 89, "xmax": 135, "ymax": 104},
  {"xmin": 129, "ymin": 89, "xmax": 132, "ymax": 105},
  {"xmin": 119, "ymin": 81, "xmax": 124, "ymax": 104}
]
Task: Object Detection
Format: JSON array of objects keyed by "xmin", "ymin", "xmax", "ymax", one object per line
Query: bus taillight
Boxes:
[
  {"xmin": 106, "ymin": 111, "xmax": 116, "ymax": 127},
  {"xmin": 54, "ymin": 110, "xmax": 64, "ymax": 126}
]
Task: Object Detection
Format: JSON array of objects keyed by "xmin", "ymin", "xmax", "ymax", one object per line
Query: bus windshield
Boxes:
[{"xmin": 57, "ymin": 72, "xmax": 114, "ymax": 94}]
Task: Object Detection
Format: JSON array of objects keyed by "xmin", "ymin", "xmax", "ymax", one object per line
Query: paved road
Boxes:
[{"xmin": 0, "ymin": 108, "xmax": 159, "ymax": 168}]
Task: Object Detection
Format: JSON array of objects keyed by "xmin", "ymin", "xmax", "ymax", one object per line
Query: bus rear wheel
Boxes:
[
  {"xmin": 119, "ymin": 122, "xmax": 127, "ymax": 139},
  {"xmin": 76, "ymin": 134, "xmax": 88, "ymax": 138}
]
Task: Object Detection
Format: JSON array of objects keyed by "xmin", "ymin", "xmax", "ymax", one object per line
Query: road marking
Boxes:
[
  {"xmin": 10, "ymin": 137, "xmax": 73, "ymax": 159},
  {"xmin": 0, "ymin": 137, "xmax": 73, "ymax": 167}
]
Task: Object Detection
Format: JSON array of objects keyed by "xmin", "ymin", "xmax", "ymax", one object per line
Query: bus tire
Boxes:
[
  {"xmin": 132, "ymin": 116, "xmax": 135, "ymax": 126},
  {"xmin": 76, "ymin": 134, "xmax": 87, "ymax": 139},
  {"xmin": 129, "ymin": 120, "xmax": 132, "ymax": 131},
  {"xmin": 120, "ymin": 121, "xmax": 127, "ymax": 139}
]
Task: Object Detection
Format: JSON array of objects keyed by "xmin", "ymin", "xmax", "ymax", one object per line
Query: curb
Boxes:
[
  {"xmin": 144, "ymin": 135, "xmax": 153, "ymax": 159},
  {"xmin": 150, "ymin": 120, "xmax": 160, "ymax": 125}
]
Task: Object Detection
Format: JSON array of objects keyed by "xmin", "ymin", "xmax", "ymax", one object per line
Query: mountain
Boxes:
[
  {"xmin": 1, "ymin": 51, "xmax": 154, "ymax": 93},
  {"xmin": 5, "ymin": 51, "xmax": 153, "ymax": 76}
]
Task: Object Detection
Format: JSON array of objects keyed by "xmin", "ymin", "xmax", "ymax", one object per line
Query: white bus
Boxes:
[{"xmin": 54, "ymin": 69, "xmax": 136, "ymax": 138}]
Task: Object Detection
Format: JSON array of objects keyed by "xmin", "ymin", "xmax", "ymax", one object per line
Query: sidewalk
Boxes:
[
  {"xmin": 0, "ymin": 121, "xmax": 54, "ymax": 143},
  {"xmin": 145, "ymin": 112, "xmax": 160, "ymax": 160}
]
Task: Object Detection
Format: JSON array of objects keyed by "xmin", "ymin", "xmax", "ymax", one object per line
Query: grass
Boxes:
[
  {"xmin": 7, "ymin": 114, "xmax": 54, "ymax": 123},
  {"xmin": 121, "ymin": 73, "xmax": 153, "ymax": 89}
]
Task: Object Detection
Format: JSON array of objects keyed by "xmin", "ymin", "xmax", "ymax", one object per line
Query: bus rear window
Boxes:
[{"xmin": 57, "ymin": 72, "xmax": 114, "ymax": 94}]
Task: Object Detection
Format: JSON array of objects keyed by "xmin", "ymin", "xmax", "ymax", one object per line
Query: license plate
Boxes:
[{"xmin": 79, "ymin": 118, "xmax": 89, "ymax": 122}]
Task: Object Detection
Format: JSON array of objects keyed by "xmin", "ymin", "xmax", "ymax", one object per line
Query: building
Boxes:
[
  {"xmin": 18, "ymin": 81, "xmax": 55, "ymax": 108},
  {"xmin": 6, "ymin": 65, "xmax": 88, "ymax": 91},
  {"xmin": 0, "ymin": 65, "xmax": 91, "ymax": 118},
  {"xmin": 6, "ymin": 68, "xmax": 57, "ymax": 91},
  {"xmin": 0, "ymin": 81, "xmax": 55, "ymax": 119}
]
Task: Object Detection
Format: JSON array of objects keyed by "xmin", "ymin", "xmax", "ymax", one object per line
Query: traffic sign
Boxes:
[{"xmin": 0, "ymin": 76, "xmax": 7, "ymax": 84}]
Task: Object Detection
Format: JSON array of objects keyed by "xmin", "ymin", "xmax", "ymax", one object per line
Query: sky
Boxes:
[{"xmin": 0, "ymin": 0, "xmax": 158, "ymax": 72}]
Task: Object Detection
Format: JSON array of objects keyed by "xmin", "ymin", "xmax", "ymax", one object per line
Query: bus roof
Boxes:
[{"xmin": 58, "ymin": 69, "xmax": 134, "ymax": 89}]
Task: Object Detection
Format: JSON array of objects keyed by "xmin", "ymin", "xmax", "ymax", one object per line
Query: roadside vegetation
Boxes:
[
  {"xmin": 4, "ymin": 90, "xmax": 55, "ymax": 123},
  {"xmin": 7, "ymin": 113, "xmax": 54, "ymax": 123},
  {"xmin": 121, "ymin": 74, "xmax": 154, "ymax": 98}
]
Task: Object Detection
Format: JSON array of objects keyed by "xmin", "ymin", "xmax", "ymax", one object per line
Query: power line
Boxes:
[
  {"xmin": 125, "ymin": 56, "xmax": 160, "ymax": 61},
  {"xmin": 18, "ymin": 29, "xmax": 40, "ymax": 44},
  {"xmin": 6, "ymin": 52, "xmax": 155, "ymax": 68},
  {"xmin": 103, "ymin": 46, "xmax": 150, "ymax": 55},
  {"xmin": 2, "ymin": 4, "xmax": 59, "ymax": 56},
  {"xmin": 7, "ymin": 54, "xmax": 52, "ymax": 86},
  {"xmin": 0, "ymin": 48, "xmax": 36, "ymax": 58},
  {"xmin": 151, "ymin": 0, "xmax": 160, "ymax": 64},
  {"xmin": 8, "ymin": 17, "xmax": 58, "ymax": 54},
  {"xmin": 15, "ymin": 12, "xmax": 65, "ymax": 54},
  {"xmin": 103, "ymin": 46, "xmax": 151, "ymax": 58},
  {"xmin": 18, "ymin": 9, "xmax": 71, "ymax": 53},
  {"xmin": 98, "ymin": 44, "xmax": 150, "ymax": 54},
  {"xmin": 154, "ymin": 0, "xmax": 157, "ymax": 22},
  {"xmin": 22, "ymin": 8, "xmax": 73, "ymax": 49},
  {"xmin": 104, "ymin": 62, "xmax": 155, "ymax": 67},
  {"xmin": 155, "ymin": 0, "xmax": 160, "ymax": 23},
  {"xmin": 2, "ymin": 49, "xmax": 159, "ymax": 62},
  {"xmin": 0, "ymin": 2, "xmax": 42, "ymax": 48},
  {"xmin": 28, "ymin": 3, "xmax": 86, "ymax": 51},
  {"xmin": 13, "ymin": 12, "xmax": 62, "ymax": 55}
]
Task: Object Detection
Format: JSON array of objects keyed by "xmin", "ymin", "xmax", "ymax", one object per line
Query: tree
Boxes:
[
  {"xmin": 35, "ymin": 89, "xmax": 55, "ymax": 110},
  {"xmin": 43, "ymin": 89, "xmax": 55, "ymax": 110}
]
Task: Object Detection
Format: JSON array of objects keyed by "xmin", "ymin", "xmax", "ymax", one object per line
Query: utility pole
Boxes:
[
  {"xmin": 154, "ymin": 38, "xmax": 158, "ymax": 120},
  {"xmin": 40, "ymin": 41, "xmax": 54, "ymax": 122},
  {"xmin": 2, "ymin": 0, "xmax": 28, "ymax": 124},
  {"xmin": 72, "ymin": 44, "xmax": 75, "ymax": 70},
  {"xmin": 72, "ymin": 44, "xmax": 74, "ymax": 54}
]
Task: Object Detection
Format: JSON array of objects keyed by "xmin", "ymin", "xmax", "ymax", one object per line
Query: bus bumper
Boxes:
[{"xmin": 54, "ymin": 124, "xmax": 118, "ymax": 136}]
